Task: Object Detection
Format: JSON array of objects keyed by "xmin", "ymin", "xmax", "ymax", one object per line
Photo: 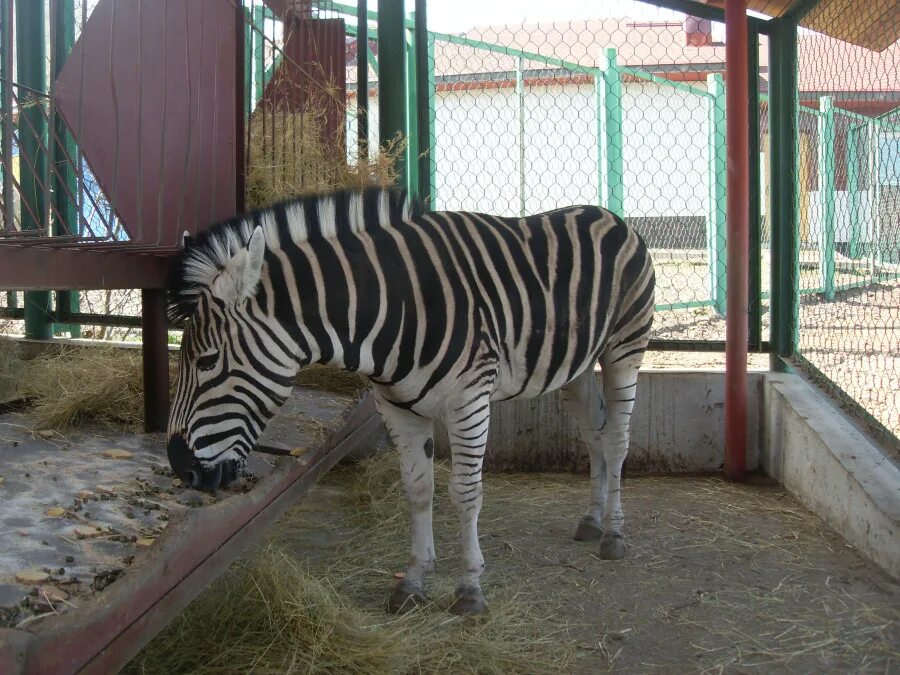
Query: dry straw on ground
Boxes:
[
  {"xmin": 0, "ymin": 337, "xmax": 25, "ymax": 403},
  {"xmin": 18, "ymin": 346, "xmax": 178, "ymax": 430},
  {"xmin": 126, "ymin": 452, "xmax": 575, "ymax": 675}
]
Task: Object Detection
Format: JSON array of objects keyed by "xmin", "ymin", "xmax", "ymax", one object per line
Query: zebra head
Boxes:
[{"xmin": 166, "ymin": 224, "xmax": 297, "ymax": 490}]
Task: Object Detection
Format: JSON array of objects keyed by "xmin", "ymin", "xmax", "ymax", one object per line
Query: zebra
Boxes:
[{"xmin": 166, "ymin": 186, "xmax": 655, "ymax": 615}]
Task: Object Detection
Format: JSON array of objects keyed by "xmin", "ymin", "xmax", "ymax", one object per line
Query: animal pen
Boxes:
[{"xmin": 0, "ymin": 0, "xmax": 898, "ymax": 672}]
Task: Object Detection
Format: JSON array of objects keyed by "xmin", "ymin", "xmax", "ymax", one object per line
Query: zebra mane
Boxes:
[{"xmin": 166, "ymin": 186, "xmax": 417, "ymax": 322}]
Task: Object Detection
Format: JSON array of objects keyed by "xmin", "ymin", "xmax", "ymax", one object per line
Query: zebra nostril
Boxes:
[{"xmin": 167, "ymin": 432, "xmax": 195, "ymax": 481}]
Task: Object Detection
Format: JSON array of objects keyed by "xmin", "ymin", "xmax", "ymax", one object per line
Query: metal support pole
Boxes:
[
  {"xmin": 516, "ymin": 56, "xmax": 526, "ymax": 217},
  {"xmin": 769, "ymin": 17, "xmax": 799, "ymax": 371},
  {"xmin": 707, "ymin": 73, "xmax": 728, "ymax": 316},
  {"xmin": 596, "ymin": 48, "xmax": 624, "ymax": 215},
  {"xmin": 724, "ymin": 0, "xmax": 749, "ymax": 482},
  {"xmin": 414, "ymin": 0, "xmax": 432, "ymax": 207},
  {"xmin": 378, "ymin": 0, "xmax": 407, "ymax": 184},
  {"xmin": 253, "ymin": 5, "xmax": 265, "ymax": 107},
  {"xmin": 142, "ymin": 289, "xmax": 170, "ymax": 433},
  {"xmin": 356, "ymin": 0, "xmax": 369, "ymax": 161},
  {"xmin": 53, "ymin": 0, "xmax": 80, "ymax": 337},
  {"xmin": 748, "ymin": 25, "xmax": 762, "ymax": 352},
  {"xmin": 405, "ymin": 15, "xmax": 419, "ymax": 197},
  {"xmin": 17, "ymin": 0, "xmax": 52, "ymax": 339},
  {"xmin": 1, "ymin": 0, "xmax": 13, "ymax": 235},
  {"xmin": 818, "ymin": 96, "xmax": 836, "ymax": 300}
]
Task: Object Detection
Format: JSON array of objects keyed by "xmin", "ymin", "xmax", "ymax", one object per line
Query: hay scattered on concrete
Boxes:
[
  {"xmin": 245, "ymin": 103, "xmax": 404, "ymax": 210},
  {"xmin": 19, "ymin": 346, "xmax": 177, "ymax": 430}
]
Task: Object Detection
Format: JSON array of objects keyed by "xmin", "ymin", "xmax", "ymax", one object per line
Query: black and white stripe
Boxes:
[{"xmin": 167, "ymin": 186, "xmax": 655, "ymax": 612}]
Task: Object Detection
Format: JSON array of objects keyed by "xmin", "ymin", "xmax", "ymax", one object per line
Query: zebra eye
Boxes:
[{"xmin": 196, "ymin": 353, "xmax": 218, "ymax": 372}]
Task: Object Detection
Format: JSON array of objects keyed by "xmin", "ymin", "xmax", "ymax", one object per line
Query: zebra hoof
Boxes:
[
  {"xmin": 387, "ymin": 580, "xmax": 427, "ymax": 614},
  {"xmin": 449, "ymin": 585, "xmax": 487, "ymax": 615},
  {"xmin": 573, "ymin": 515, "xmax": 604, "ymax": 541},
  {"xmin": 599, "ymin": 531, "xmax": 626, "ymax": 560}
]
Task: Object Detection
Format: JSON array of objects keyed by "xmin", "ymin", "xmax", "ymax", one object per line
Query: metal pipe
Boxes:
[
  {"xmin": 724, "ymin": 0, "xmax": 749, "ymax": 482},
  {"xmin": 16, "ymin": 0, "xmax": 52, "ymax": 339},
  {"xmin": 357, "ymin": 0, "xmax": 368, "ymax": 161},
  {"xmin": 142, "ymin": 288, "xmax": 170, "ymax": 433},
  {"xmin": 1, "ymin": 0, "xmax": 13, "ymax": 236},
  {"xmin": 414, "ymin": 0, "xmax": 430, "ymax": 206},
  {"xmin": 747, "ymin": 24, "xmax": 762, "ymax": 352},
  {"xmin": 377, "ymin": 0, "xmax": 406, "ymax": 183},
  {"xmin": 768, "ymin": 17, "xmax": 798, "ymax": 371}
]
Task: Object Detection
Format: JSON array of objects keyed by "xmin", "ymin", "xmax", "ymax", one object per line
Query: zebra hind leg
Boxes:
[
  {"xmin": 375, "ymin": 398, "xmax": 436, "ymax": 614},
  {"xmin": 560, "ymin": 368, "xmax": 608, "ymax": 543},
  {"xmin": 594, "ymin": 349, "xmax": 646, "ymax": 560}
]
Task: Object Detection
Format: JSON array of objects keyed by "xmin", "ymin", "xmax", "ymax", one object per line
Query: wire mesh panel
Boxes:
[
  {"xmin": 795, "ymin": 10, "xmax": 900, "ymax": 442},
  {"xmin": 422, "ymin": 7, "xmax": 740, "ymax": 346}
]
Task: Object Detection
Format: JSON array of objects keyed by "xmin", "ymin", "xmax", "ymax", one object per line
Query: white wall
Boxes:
[{"xmin": 356, "ymin": 80, "xmax": 713, "ymax": 220}]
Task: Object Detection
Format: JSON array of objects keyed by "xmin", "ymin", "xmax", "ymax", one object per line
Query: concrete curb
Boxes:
[{"xmin": 762, "ymin": 374, "xmax": 900, "ymax": 579}]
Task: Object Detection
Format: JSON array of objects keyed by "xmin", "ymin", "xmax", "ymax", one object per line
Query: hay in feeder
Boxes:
[
  {"xmin": 245, "ymin": 102, "xmax": 405, "ymax": 210},
  {"xmin": 19, "ymin": 346, "xmax": 178, "ymax": 430}
]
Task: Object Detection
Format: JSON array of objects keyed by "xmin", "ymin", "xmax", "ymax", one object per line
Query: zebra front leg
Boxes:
[
  {"xmin": 560, "ymin": 368, "xmax": 608, "ymax": 542},
  {"xmin": 595, "ymin": 351, "xmax": 645, "ymax": 560},
  {"xmin": 375, "ymin": 397, "xmax": 436, "ymax": 614},
  {"xmin": 445, "ymin": 396, "xmax": 491, "ymax": 615}
]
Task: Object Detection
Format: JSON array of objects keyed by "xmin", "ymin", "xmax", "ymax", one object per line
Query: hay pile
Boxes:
[
  {"xmin": 19, "ymin": 346, "xmax": 178, "ymax": 430},
  {"xmin": 0, "ymin": 337, "xmax": 25, "ymax": 403},
  {"xmin": 127, "ymin": 453, "xmax": 575, "ymax": 674},
  {"xmin": 245, "ymin": 103, "xmax": 404, "ymax": 210}
]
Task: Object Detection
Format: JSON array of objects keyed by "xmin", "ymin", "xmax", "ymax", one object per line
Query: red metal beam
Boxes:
[
  {"xmin": 0, "ymin": 245, "xmax": 173, "ymax": 290},
  {"xmin": 725, "ymin": 0, "xmax": 749, "ymax": 482}
]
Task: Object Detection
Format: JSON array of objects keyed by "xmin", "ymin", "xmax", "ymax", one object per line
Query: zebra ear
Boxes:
[{"xmin": 211, "ymin": 226, "xmax": 266, "ymax": 305}]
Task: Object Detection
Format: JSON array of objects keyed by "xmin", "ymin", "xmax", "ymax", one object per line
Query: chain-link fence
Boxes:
[{"xmin": 793, "ymin": 8, "xmax": 899, "ymax": 443}]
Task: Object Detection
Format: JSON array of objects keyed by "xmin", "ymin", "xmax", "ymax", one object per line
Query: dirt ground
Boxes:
[{"xmin": 257, "ymin": 460, "xmax": 898, "ymax": 674}]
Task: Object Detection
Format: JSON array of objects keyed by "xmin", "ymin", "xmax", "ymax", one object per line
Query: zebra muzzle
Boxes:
[{"xmin": 167, "ymin": 433, "xmax": 242, "ymax": 491}]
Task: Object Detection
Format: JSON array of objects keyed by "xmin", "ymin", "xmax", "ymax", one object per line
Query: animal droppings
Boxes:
[
  {"xmin": 103, "ymin": 449, "xmax": 134, "ymax": 459},
  {"xmin": 15, "ymin": 570, "xmax": 49, "ymax": 585}
]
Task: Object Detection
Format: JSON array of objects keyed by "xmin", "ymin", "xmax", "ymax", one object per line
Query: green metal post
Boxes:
[
  {"xmin": 818, "ymin": 96, "xmax": 836, "ymax": 300},
  {"xmin": 748, "ymin": 25, "xmax": 762, "ymax": 351},
  {"xmin": 516, "ymin": 56, "xmax": 526, "ymax": 217},
  {"xmin": 847, "ymin": 123, "xmax": 860, "ymax": 259},
  {"xmin": 53, "ymin": 0, "xmax": 80, "ymax": 337},
  {"xmin": 253, "ymin": 6, "xmax": 265, "ymax": 107},
  {"xmin": 596, "ymin": 48, "xmax": 624, "ymax": 215},
  {"xmin": 244, "ymin": 8, "xmax": 253, "ymax": 116},
  {"xmin": 378, "ymin": 0, "xmax": 407, "ymax": 185},
  {"xmin": 405, "ymin": 18, "xmax": 419, "ymax": 197},
  {"xmin": 17, "ymin": 0, "xmax": 51, "ymax": 339},
  {"xmin": 768, "ymin": 17, "xmax": 799, "ymax": 369},
  {"xmin": 426, "ymin": 33, "xmax": 436, "ymax": 207},
  {"xmin": 707, "ymin": 73, "xmax": 727, "ymax": 316},
  {"xmin": 871, "ymin": 120, "xmax": 882, "ymax": 269}
]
